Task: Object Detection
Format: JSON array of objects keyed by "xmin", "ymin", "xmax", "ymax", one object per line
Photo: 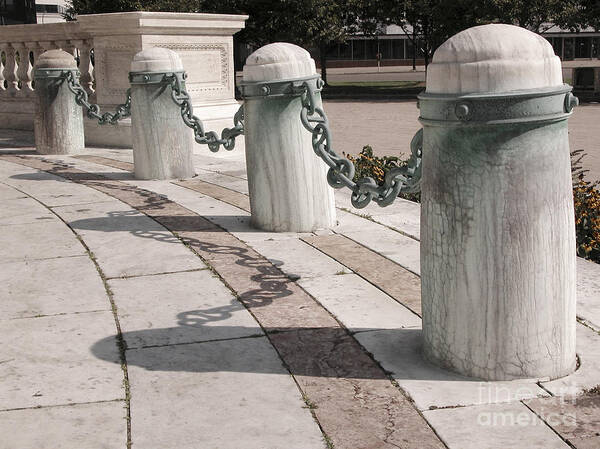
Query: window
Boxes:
[
  {"xmin": 564, "ymin": 38, "xmax": 574, "ymax": 60},
  {"xmin": 352, "ymin": 39, "xmax": 366, "ymax": 60},
  {"xmin": 392, "ymin": 39, "xmax": 405, "ymax": 59},
  {"xmin": 592, "ymin": 37, "xmax": 600, "ymax": 59},
  {"xmin": 575, "ymin": 37, "xmax": 591, "ymax": 58},
  {"xmin": 574, "ymin": 67, "xmax": 595, "ymax": 89},
  {"xmin": 552, "ymin": 37, "xmax": 563, "ymax": 59}
]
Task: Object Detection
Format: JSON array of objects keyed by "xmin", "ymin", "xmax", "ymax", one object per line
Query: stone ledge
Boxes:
[{"xmin": 77, "ymin": 11, "xmax": 248, "ymax": 36}]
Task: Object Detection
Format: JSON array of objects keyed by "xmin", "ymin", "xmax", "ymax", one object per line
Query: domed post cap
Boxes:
[
  {"xmin": 426, "ymin": 24, "xmax": 563, "ymax": 95},
  {"xmin": 35, "ymin": 49, "xmax": 77, "ymax": 70},
  {"xmin": 130, "ymin": 47, "xmax": 184, "ymax": 73},
  {"xmin": 243, "ymin": 42, "xmax": 317, "ymax": 82}
]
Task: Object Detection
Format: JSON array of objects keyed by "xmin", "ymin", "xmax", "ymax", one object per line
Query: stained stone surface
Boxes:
[
  {"xmin": 421, "ymin": 24, "xmax": 576, "ymax": 380},
  {"xmin": 0, "ymin": 312, "xmax": 123, "ymax": 409},
  {"xmin": 126, "ymin": 337, "xmax": 326, "ymax": 449},
  {"xmin": 0, "ymin": 402, "xmax": 127, "ymax": 449},
  {"xmin": 0, "ymin": 256, "xmax": 109, "ymax": 319},
  {"xmin": 423, "ymin": 402, "xmax": 569, "ymax": 449},
  {"xmin": 130, "ymin": 48, "xmax": 195, "ymax": 180},
  {"xmin": 33, "ymin": 50, "xmax": 85, "ymax": 155},
  {"xmin": 354, "ymin": 328, "xmax": 549, "ymax": 411},
  {"xmin": 3, "ymin": 148, "xmax": 599, "ymax": 449},
  {"xmin": 525, "ymin": 394, "xmax": 600, "ymax": 448},
  {"xmin": 242, "ymin": 43, "xmax": 336, "ymax": 232},
  {"xmin": 108, "ymin": 270, "xmax": 262, "ymax": 349}
]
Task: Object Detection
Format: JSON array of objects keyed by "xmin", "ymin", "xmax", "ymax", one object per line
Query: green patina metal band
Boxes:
[
  {"xmin": 34, "ymin": 68, "xmax": 79, "ymax": 79},
  {"xmin": 418, "ymin": 85, "xmax": 578, "ymax": 126},
  {"xmin": 128, "ymin": 70, "xmax": 186, "ymax": 85},
  {"xmin": 239, "ymin": 75, "xmax": 323, "ymax": 99}
]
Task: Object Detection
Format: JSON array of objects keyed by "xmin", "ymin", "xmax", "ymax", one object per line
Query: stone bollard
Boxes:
[
  {"xmin": 129, "ymin": 48, "xmax": 195, "ymax": 180},
  {"xmin": 240, "ymin": 43, "xmax": 336, "ymax": 232},
  {"xmin": 419, "ymin": 24, "xmax": 577, "ymax": 381},
  {"xmin": 34, "ymin": 50, "xmax": 85, "ymax": 155}
]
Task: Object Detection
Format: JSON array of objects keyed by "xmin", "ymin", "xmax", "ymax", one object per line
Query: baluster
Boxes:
[
  {"xmin": 15, "ymin": 43, "xmax": 34, "ymax": 96},
  {"xmin": 4, "ymin": 44, "xmax": 19, "ymax": 95},
  {"xmin": 0, "ymin": 45, "xmax": 6, "ymax": 94},
  {"xmin": 74, "ymin": 39, "xmax": 94, "ymax": 96},
  {"xmin": 29, "ymin": 42, "xmax": 43, "ymax": 91}
]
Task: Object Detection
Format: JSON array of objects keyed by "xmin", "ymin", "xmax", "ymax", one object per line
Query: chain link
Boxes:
[
  {"xmin": 165, "ymin": 74, "xmax": 244, "ymax": 152},
  {"xmin": 63, "ymin": 70, "xmax": 131, "ymax": 125},
  {"xmin": 299, "ymin": 79, "xmax": 422, "ymax": 209}
]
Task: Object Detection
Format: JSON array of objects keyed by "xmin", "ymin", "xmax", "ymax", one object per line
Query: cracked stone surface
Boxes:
[
  {"xmin": 3, "ymin": 149, "xmax": 599, "ymax": 449},
  {"xmin": 2, "ymin": 155, "xmax": 446, "ymax": 448},
  {"xmin": 525, "ymin": 394, "xmax": 600, "ymax": 448}
]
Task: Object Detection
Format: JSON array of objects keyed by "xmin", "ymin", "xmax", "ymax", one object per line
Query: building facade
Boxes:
[
  {"xmin": 0, "ymin": 0, "xmax": 36, "ymax": 25},
  {"xmin": 35, "ymin": 0, "xmax": 67, "ymax": 23}
]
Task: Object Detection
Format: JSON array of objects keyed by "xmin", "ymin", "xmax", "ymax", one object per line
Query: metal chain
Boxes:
[
  {"xmin": 63, "ymin": 70, "xmax": 131, "ymax": 125},
  {"xmin": 165, "ymin": 73, "xmax": 244, "ymax": 152},
  {"xmin": 298, "ymin": 79, "xmax": 422, "ymax": 209}
]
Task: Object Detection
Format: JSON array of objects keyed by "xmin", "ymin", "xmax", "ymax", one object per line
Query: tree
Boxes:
[
  {"xmin": 65, "ymin": 0, "xmax": 358, "ymax": 85},
  {"xmin": 377, "ymin": 0, "xmax": 486, "ymax": 67},
  {"xmin": 203, "ymin": 0, "xmax": 362, "ymax": 85},
  {"xmin": 483, "ymin": 0, "xmax": 583, "ymax": 33}
]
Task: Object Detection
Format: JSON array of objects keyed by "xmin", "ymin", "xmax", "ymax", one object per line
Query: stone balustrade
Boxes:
[
  {"xmin": 0, "ymin": 12, "xmax": 247, "ymax": 149},
  {"xmin": 0, "ymin": 22, "xmax": 95, "ymax": 129}
]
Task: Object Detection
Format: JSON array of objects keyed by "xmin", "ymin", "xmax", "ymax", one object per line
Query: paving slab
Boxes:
[
  {"xmin": 335, "ymin": 190, "xmax": 421, "ymax": 239},
  {"xmin": 194, "ymin": 168, "xmax": 250, "ymax": 193},
  {"xmin": 126, "ymin": 336, "xmax": 325, "ymax": 449},
  {"xmin": 0, "ymin": 220, "xmax": 85, "ymax": 264},
  {"xmin": 108, "ymin": 270, "xmax": 262, "ymax": 349},
  {"xmin": 175, "ymin": 178, "xmax": 251, "ymax": 212},
  {"xmin": 248, "ymin": 237, "xmax": 347, "ymax": 280},
  {"xmin": 423, "ymin": 402, "xmax": 569, "ymax": 449},
  {"xmin": 354, "ymin": 328, "xmax": 548, "ymax": 411},
  {"xmin": 303, "ymin": 233, "xmax": 422, "ymax": 315},
  {"xmin": 0, "ymin": 196, "xmax": 54, "ymax": 226},
  {"xmin": 0, "ymin": 182, "xmax": 27, "ymax": 200},
  {"xmin": 341, "ymin": 227, "xmax": 421, "ymax": 275},
  {"xmin": 298, "ymin": 273, "xmax": 421, "ymax": 331},
  {"xmin": 577, "ymin": 257, "xmax": 600, "ymax": 332},
  {"xmin": 525, "ymin": 394, "xmax": 600, "ymax": 448},
  {"xmin": 52, "ymin": 200, "xmax": 205, "ymax": 279},
  {"xmin": 72, "ymin": 154, "xmax": 134, "ymax": 172},
  {"xmin": 542, "ymin": 323, "xmax": 600, "ymax": 396},
  {"xmin": 0, "ymin": 401, "xmax": 127, "ymax": 449},
  {"xmin": 269, "ymin": 327, "xmax": 446, "ymax": 449},
  {"xmin": 0, "ymin": 312, "xmax": 123, "ymax": 409},
  {"xmin": 1, "ymin": 163, "xmax": 116, "ymax": 207},
  {"xmin": 0, "ymin": 255, "xmax": 109, "ymax": 319}
]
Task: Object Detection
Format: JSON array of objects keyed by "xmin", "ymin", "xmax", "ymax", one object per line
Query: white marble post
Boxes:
[
  {"xmin": 129, "ymin": 48, "xmax": 195, "ymax": 180},
  {"xmin": 420, "ymin": 24, "xmax": 577, "ymax": 381},
  {"xmin": 242, "ymin": 43, "xmax": 336, "ymax": 233},
  {"xmin": 33, "ymin": 50, "xmax": 85, "ymax": 154}
]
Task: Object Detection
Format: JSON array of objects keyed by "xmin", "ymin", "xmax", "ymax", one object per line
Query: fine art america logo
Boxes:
[{"xmin": 475, "ymin": 384, "xmax": 597, "ymax": 428}]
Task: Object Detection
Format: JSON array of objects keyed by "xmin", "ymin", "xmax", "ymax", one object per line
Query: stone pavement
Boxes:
[{"xmin": 1, "ymin": 133, "xmax": 600, "ymax": 449}]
